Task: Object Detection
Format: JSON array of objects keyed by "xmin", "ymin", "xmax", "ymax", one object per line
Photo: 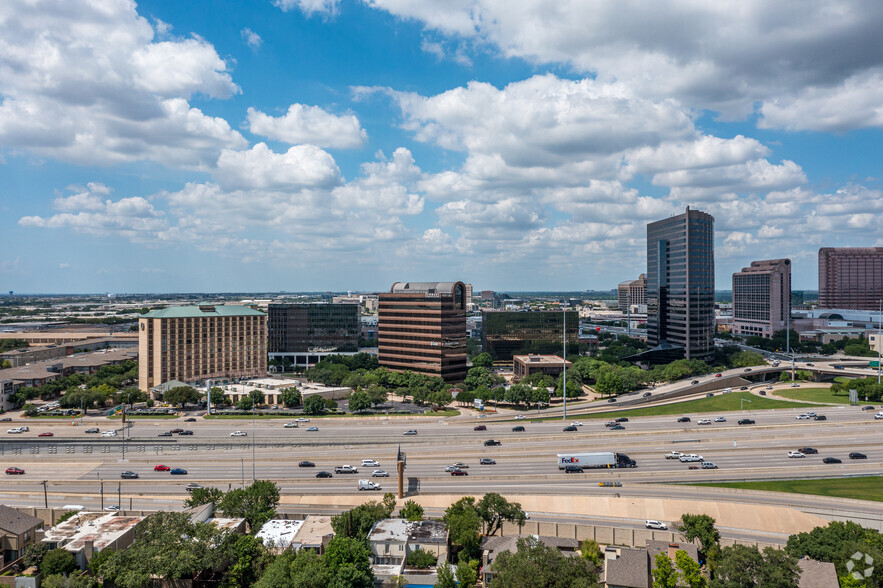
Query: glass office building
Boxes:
[
  {"xmin": 481, "ymin": 311, "xmax": 579, "ymax": 361},
  {"xmin": 268, "ymin": 303, "xmax": 360, "ymax": 367},
  {"xmin": 646, "ymin": 207, "xmax": 715, "ymax": 363}
]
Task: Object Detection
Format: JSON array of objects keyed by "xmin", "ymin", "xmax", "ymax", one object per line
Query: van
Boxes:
[
  {"xmin": 723, "ymin": 388, "xmax": 732, "ymax": 394},
  {"xmin": 361, "ymin": 459, "xmax": 379, "ymax": 468},
  {"xmin": 358, "ymin": 479, "xmax": 381, "ymax": 491}
]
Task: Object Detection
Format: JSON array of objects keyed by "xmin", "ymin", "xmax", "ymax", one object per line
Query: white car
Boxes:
[
  {"xmin": 697, "ymin": 419, "xmax": 712, "ymax": 425},
  {"xmin": 570, "ymin": 421, "xmax": 583, "ymax": 427},
  {"xmin": 806, "ymin": 412, "xmax": 817, "ymax": 417},
  {"xmin": 514, "ymin": 415, "xmax": 526, "ymax": 420},
  {"xmin": 765, "ymin": 385, "xmax": 773, "ymax": 390},
  {"xmin": 478, "ymin": 414, "xmax": 488, "ymax": 419},
  {"xmin": 714, "ymin": 417, "xmax": 726, "ymax": 422},
  {"xmin": 101, "ymin": 430, "xmax": 117, "ymax": 437},
  {"xmin": 230, "ymin": 431, "xmax": 248, "ymax": 436},
  {"xmin": 104, "ymin": 505, "xmax": 120, "ymax": 511},
  {"xmin": 679, "ymin": 454, "xmax": 703, "ymax": 462},
  {"xmin": 295, "ymin": 417, "xmax": 310, "ymax": 422},
  {"xmin": 645, "ymin": 520, "xmax": 667, "ymax": 530},
  {"xmin": 796, "ymin": 414, "xmax": 811, "ymax": 420},
  {"xmin": 664, "ymin": 451, "xmax": 683, "ymax": 459},
  {"xmin": 372, "ymin": 469, "xmax": 389, "ymax": 477},
  {"xmin": 283, "ymin": 422, "xmax": 298, "ymax": 428},
  {"xmin": 788, "ymin": 451, "xmax": 806, "ymax": 458},
  {"xmin": 361, "ymin": 459, "xmax": 380, "ymax": 468},
  {"xmin": 6, "ymin": 428, "xmax": 24, "ymax": 434},
  {"xmin": 791, "ymin": 383, "xmax": 800, "ymax": 388},
  {"xmin": 875, "ymin": 413, "xmax": 883, "ymax": 420}
]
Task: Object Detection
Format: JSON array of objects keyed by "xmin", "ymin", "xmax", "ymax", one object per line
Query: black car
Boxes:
[
  {"xmin": 609, "ymin": 425, "xmax": 625, "ymax": 430},
  {"xmin": 564, "ymin": 465, "xmax": 584, "ymax": 473},
  {"xmin": 185, "ymin": 418, "xmax": 197, "ymax": 422},
  {"xmin": 484, "ymin": 439, "xmax": 502, "ymax": 446},
  {"xmin": 738, "ymin": 419, "xmax": 755, "ymax": 425},
  {"xmin": 823, "ymin": 457, "xmax": 842, "ymax": 464},
  {"xmin": 643, "ymin": 392, "xmax": 652, "ymax": 398},
  {"xmin": 473, "ymin": 425, "xmax": 487, "ymax": 431},
  {"xmin": 157, "ymin": 431, "xmax": 173, "ymax": 437},
  {"xmin": 607, "ymin": 397, "xmax": 617, "ymax": 403},
  {"xmin": 739, "ymin": 386, "xmax": 748, "ymax": 390},
  {"xmin": 615, "ymin": 417, "xmax": 629, "ymax": 422},
  {"xmin": 512, "ymin": 426, "xmax": 525, "ymax": 432},
  {"xmin": 705, "ymin": 393, "xmax": 714, "ymax": 397},
  {"xmin": 861, "ymin": 406, "xmax": 876, "ymax": 411},
  {"xmin": 691, "ymin": 380, "xmax": 699, "ymax": 385},
  {"xmin": 849, "ymin": 452, "xmax": 868, "ymax": 459},
  {"xmin": 677, "ymin": 417, "xmax": 691, "ymax": 423},
  {"xmin": 120, "ymin": 471, "xmax": 139, "ymax": 479},
  {"xmin": 316, "ymin": 471, "xmax": 333, "ymax": 478},
  {"xmin": 298, "ymin": 460, "xmax": 315, "ymax": 467},
  {"xmin": 563, "ymin": 426, "xmax": 578, "ymax": 432},
  {"xmin": 744, "ymin": 368, "xmax": 752, "ymax": 372},
  {"xmin": 0, "ymin": 418, "xmax": 11, "ymax": 422},
  {"xmin": 798, "ymin": 447, "xmax": 819, "ymax": 454},
  {"xmin": 814, "ymin": 415, "xmax": 827, "ymax": 421},
  {"xmin": 178, "ymin": 430, "xmax": 193, "ymax": 435},
  {"xmin": 85, "ymin": 427, "xmax": 99, "ymax": 433},
  {"xmin": 759, "ymin": 391, "xmax": 767, "ymax": 396}
]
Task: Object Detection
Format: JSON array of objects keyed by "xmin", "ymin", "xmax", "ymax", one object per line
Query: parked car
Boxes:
[
  {"xmin": 759, "ymin": 391, "xmax": 767, "ymax": 396},
  {"xmin": 849, "ymin": 452, "xmax": 868, "ymax": 459},
  {"xmin": 512, "ymin": 426, "xmax": 525, "ymax": 432},
  {"xmin": 316, "ymin": 471, "xmax": 333, "ymax": 478},
  {"xmin": 822, "ymin": 457, "xmax": 842, "ymax": 464},
  {"xmin": 298, "ymin": 460, "xmax": 315, "ymax": 467},
  {"xmin": 480, "ymin": 458, "xmax": 496, "ymax": 465},
  {"xmin": 564, "ymin": 465, "xmax": 584, "ymax": 473},
  {"xmin": 120, "ymin": 471, "xmax": 139, "ymax": 479},
  {"xmin": 788, "ymin": 451, "xmax": 805, "ymax": 458},
  {"xmin": 5, "ymin": 467, "xmax": 25, "ymax": 475},
  {"xmin": 484, "ymin": 439, "xmax": 502, "ymax": 446},
  {"xmin": 645, "ymin": 520, "xmax": 667, "ymax": 530},
  {"xmin": 170, "ymin": 468, "xmax": 187, "ymax": 475}
]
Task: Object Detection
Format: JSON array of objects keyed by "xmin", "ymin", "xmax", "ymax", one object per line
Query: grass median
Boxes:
[
  {"xmin": 690, "ymin": 477, "xmax": 883, "ymax": 503},
  {"xmin": 525, "ymin": 391, "xmax": 820, "ymax": 421},
  {"xmin": 204, "ymin": 409, "xmax": 459, "ymax": 420},
  {"xmin": 773, "ymin": 387, "xmax": 851, "ymax": 404}
]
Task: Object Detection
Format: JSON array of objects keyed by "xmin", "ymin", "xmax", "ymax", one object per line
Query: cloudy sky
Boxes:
[{"xmin": 2, "ymin": 0, "xmax": 882, "ymax": 293}]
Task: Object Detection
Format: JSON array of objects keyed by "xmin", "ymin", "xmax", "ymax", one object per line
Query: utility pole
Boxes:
[
  {"xmin": 252, "ymin": 402, "xmax": 256, "ymax": 482},
  {"xmin": 117, "ymin": 483, "xmax": 121, "ymax": 510},
  {"xmin": 562, "ymin": 308, "xmax": 567, "ymax": 421},
  {"xmin": 100, "ymin": 480, "xmax": 104, "ymax": 510},
  {"xmin": 627, "ymin": 291, "xmax": 631, "ymax": 338},
  {"xmin": 41, "ymin": 480, "xmax": 48, "ymax": 508}
]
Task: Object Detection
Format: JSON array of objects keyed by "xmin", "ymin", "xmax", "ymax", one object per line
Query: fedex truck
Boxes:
[{"xmin": 557, "ymin": 452, "xmax": 636, "ymax": 469}]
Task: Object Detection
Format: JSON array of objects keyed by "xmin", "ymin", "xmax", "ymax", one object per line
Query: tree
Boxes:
[
  {"xmin": 209, "ymin": 387, "xmax": 230, "ymax": 407},
  {"xmin": 675, "ymin": 550, "xmax": 706, "ymax": 588},
  {"xmin": 41, "ymin": 573, "xmax": 99, "ymax": 588},
  {"xmin": 279, "ymin": 387, "xmax": 301, "ymax": 408},
  {"xmin": 218, "ymin": 480, "xmax": 280, "ymax": 531},
  {"xmin": 332, "ymin": 501, "xmax": 392, "ymax": 540},
  {"xmin": 249, "ymin": 388, "xmax": 265, "ymax": 406},
  {"xmin": 712, "ymin": 544, "xmax": 799, "ymax": 588},
  {"xmin": 303, "ymin": 395, "xmax": 326, "ymax": 415},
  {"xmin": 652, "ymin": 552, "xmax": 678, "ymax": 588},
  {"xmin": 323, "ymin": 536, "xmax": 374, "ymax": 585},
  {"xmin": 456, "ymin": 553, "xmax": 480, "ymax": 588},
  {"xmin": 399, "ymin": 500, "xmax": 424, "ymax": 521},
  {"xmin": 678, "ymin": 514, "xmax": 721, "ymax": 571},
  {"xmin": 729, "ymin": 351, "xmax": 766, "ymax": 368},
  {"xmin": 224, "ymin": 533, "xmax": 271, "ymax": 588},
  {"xmin": 255, "ymin": 549, "xmax": 333, "ymax": 588},
  {"xmin": 436, "ymin": 563, "xmax": 457, "ymax": 588},
  {"xmin": 786, "ymin": 520, "xmax": 883, "ymax": 582},
  {"xmin": 406, "ymin": 547, "xmax": 438, "ymax": 568},
  {"xmin": 488, "ymin": 537, "xmax": 600, "ymax": 587},
  {"xmin": 23, "ymin": 543, "xmax": 49, "ymax": 568},
  {"xmin": 443, "ymin": 496, "xmax": 482, "ymax": 560},
  {"xmin": 236, "ymin": 397, "xmax": 253, "ymax": 411},
  {"xmin": 164, "ymin": 386, "xmax": 201, "ymax": 409},
  {"xmin": 115, "ymin": 387, "xmax": 147, "ymax": 406},
  {"xmin": 184, "ymin": 486, "xmax": 224, "ymax": 508},
  {"xmin": 580, "ymin": 539, "xmax": 603, "ymax": 568},
  {"xmin": 348, "ymin": 390, "xmax": 371, "ymax": 412},
  {"xmin": 40, "ymin": 548, "xmax": 78, "ymax": 576},
  {"xmin": 476, "ymin": 493, "xmax": 526, "ymax": 536},
  {"xmin": 367, "ymin": 385, "xmax": 388, "ymax": 407},
  {"xmin": 324, "ymin": 397, "xmax": 338, "ymax": 411},
  {"xmin": 472, "ymin": 352, "xmax": 494, "ymax": 368}
]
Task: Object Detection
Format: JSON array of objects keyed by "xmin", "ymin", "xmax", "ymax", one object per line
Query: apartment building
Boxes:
[{"xmin": 732, "ymin": 259, "xmax": 791, "ymax": 338}]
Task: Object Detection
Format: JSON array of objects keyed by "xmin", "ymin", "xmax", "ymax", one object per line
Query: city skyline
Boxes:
[{"xmin": 2, "ymin": 1, "xmax": 882, "ymax": 293}]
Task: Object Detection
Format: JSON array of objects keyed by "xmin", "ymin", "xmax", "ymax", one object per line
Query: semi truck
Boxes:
[{"xmin": 557, "ymin": 452, "xmax": 636, "ymax": 470}]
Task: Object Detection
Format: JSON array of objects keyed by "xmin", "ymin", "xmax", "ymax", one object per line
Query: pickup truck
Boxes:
[
  {"xmin": 664, "ymin": 451, "xmax": 683, "ymax": 459},
  {"xmin": 334, "ymin": 465, "xmax": 359, "ymax": 474},
  {"xmin": 358, "ymin": 479, "xmax": 381, "ymax": 491},
  {"xmin": 679, "ymin": 454, "xmax": 703, "ymax": 462}
]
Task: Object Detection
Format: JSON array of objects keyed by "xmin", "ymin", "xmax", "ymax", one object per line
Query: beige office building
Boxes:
[
  {"xmin": 732, "ymin": 259, "xmax": 791, "ymax": 338},
  {"xmin": 617, "ymin": 274, "xmax": 647, "ymax": 310},
  {"xmin": 138, "ymin": 303, "xmax": 267, "ymax": 393}
]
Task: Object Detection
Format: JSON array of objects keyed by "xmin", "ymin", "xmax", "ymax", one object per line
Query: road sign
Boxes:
[{"xmin": 849, "ymin": 389, "xmax": 858, "ymax": 405}]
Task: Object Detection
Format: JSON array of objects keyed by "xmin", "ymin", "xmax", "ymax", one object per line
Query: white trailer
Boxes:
[{"xmin": 557, "ymin": 452, "xmax": 636, "ymax": 469}]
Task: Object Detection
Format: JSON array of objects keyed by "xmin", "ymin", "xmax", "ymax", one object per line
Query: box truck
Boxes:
[{"xmin": 557, "ymin": 452, "xmax": 636, "ymax": 469}]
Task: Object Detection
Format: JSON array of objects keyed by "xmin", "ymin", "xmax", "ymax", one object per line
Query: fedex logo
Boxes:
[{"xmin": 561, "ymin": 457, "xmax": 580, "ymax": 463}]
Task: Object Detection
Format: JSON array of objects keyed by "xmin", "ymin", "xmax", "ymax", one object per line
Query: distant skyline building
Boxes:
[
  {"xmin": 732, "ymin": 259, "xmax": 791, "ymax": 339},
  {"xmin": 138, "ymin": 303, "xmax": 266, "ymax": 393},
  {"xmin": 481, "ymin": 310, "xmax": 578, "ymax": 361},
  {"xmin": 378, "ymin": 282, "xmax": 468, "ymax": 381},
  {"xmin": 818, "ymin": 247, "xmax": 883, "ymax": 310},
  {"xmin": 617, "ymin": 274, "xmax": 647, "ymax": 310},
  {"xmin": 646, "ymin": 207, "xmax": 715, "ymax": 363},
  {"xmin": 465, "ymin": 284, "xmax": 474, "ymax": 307},
  {"xmin": 268, "ymin": 303, "xmax": 360, "ymax": 368}
]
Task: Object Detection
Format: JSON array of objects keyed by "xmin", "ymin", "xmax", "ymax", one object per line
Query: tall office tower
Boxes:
[
  {"xmin": 378, "ymin": 282, "xmax": 467, "ymax": 381},
  {"xmin": 646, "ymin": 207, "xmax": 715, "ymax": 362},
  {"xmin": 818, "ymin": 247, "xmax": 883, "ymax": 310},
  {"xmin": 464, "ymin": 284, "xmax": 474, "ymax": 307},
  {"xmin": 138, "ymin": 303, "xmax": 266, "ymax": 392},
  {"xmin": 267, "ymin": 303, "xmax": 360, "ymax": 368},
  {"xmin": 617, "ymin": 274, "xmax": 647, "ymax": 310},
  {"xmin": 481, "ymin": 310, "xmax": 579, "ymax": 361},
  {"xmin": 732, "ymin": 259, "xmax": 791, "ymax": 339}
]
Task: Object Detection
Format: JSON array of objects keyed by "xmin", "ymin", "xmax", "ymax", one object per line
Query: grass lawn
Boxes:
[
  {"xmin": 691, "ymin": 477, "xmax": 883, "ymax": 503},
  {"xmin": 774, "ymin": 387, "xmax": 852, "ymax": 404},
  {"xmin": 833, "ymin": 376, "xmax": 855, "ymax": 385},
  {"xmin": 107, "ymin": 414, "xmax": 180, "ymax": 419},
  {"xmin": 528, "ymin": 392, "xmax": 821, "ymax": 421},
  {"xmin": 205, "ymin": 409, "xmax": 459, "ymax": 420}
]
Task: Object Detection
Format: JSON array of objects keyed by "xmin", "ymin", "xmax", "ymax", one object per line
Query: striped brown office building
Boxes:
[{"xmin": 378, "ymin": 282, "xmax": 468, "ymax": 382}]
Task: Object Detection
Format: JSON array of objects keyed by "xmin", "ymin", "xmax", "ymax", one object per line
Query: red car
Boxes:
[
  {"xmin": 450, "ymin": 469, "xmax": 469, "ymax": 476},
  {"xmin": 714, "ymin": 373, "xmax": 722, "ymax": 378},
  {"xmin": 154, "ymin": 465, "xmax": 170, "ymax": 472},
  {"xmin": 38, "ymin": 432, "xmax": 54, "ymax": 437},
  {"xmin": 6, "ymin": 467, "xmax": 25, "ymax": 475}
]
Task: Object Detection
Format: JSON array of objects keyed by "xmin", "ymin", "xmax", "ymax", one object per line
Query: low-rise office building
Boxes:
[
  {"xmin": 513, "ymin": 354, "xmax": 571, "ymax": 382},
  {"xmin": 481, "ymin": 310, "xmax": 578, "ymax": 361}
]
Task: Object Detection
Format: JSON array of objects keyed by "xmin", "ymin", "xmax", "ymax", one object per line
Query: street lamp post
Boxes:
[
  {"xmin": 41, "ymin": 480, "xmax": 48, "ymax": 508},
  {"xmin": 562, "ymin": 309, "xmax": 567, "ymax": 421},
  {"xmin": 252, "ymin": 401, "xmax": 256, "ymax": 482},
  {"xmin": 877, "ymin": 300, "xmax": 881, "ymax": 385}
]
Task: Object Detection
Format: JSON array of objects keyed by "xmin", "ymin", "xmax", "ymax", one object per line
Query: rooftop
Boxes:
[
  {"xmin": 368, "ymin": 518, "xmax": 410, "ymax": 543},
  {"xmin": 141, "ymin": 305, "xmax": 265, "ymax": 319},
  {"xmin": 407, "ymin": 520, "xmax": 447, "ymax": 543},
  {"xmin": 291, "ymin": 515, "xmax": 333, "ymax": 549},
  {"xmin": 513, "ymin": 354, "xmax": 571, "ymax": 366},
  {"xmin": 797, "ymin": 558, "xmax": 839, "ymax": 588},
  {"xmin": 42, "ymin": 512, "xmax": 143, "ymax": 553},
  {"xmin": 604, "ymin": 547, "xmax": 649, "ymax": 588},
  {"xmin": 0, "ymin": 505, "xmax": 44, "ymax": 536},
  {"xmin": 256, "ymin": 519, "xmax": 304, "ymax": 551}
]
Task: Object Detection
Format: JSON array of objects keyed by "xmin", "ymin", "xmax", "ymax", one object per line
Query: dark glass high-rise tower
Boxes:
[{"xmin": 646, "ymin": 207, "xmax": 715, "ymax": 363}]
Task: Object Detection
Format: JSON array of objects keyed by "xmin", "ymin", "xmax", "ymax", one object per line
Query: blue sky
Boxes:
[{"xmin": 1, "ymin": 0, "xmax": 882, "ymax": 293}]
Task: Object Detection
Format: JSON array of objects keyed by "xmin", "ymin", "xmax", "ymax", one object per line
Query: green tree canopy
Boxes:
[
  {"xmin": 488, "ymin": 537, "xmax": 600, "ymax": 587},
  {"xmin": 348, "ymin": 389, "xmax": 371, "ymax": 412},
  {"xmin": 711, "ymin": 544, "xmax": 799, "ymax": 588},
  {"xmin": 471, "ymin": 352, "xmax": 494, "ymax": 368},
  {"xmin": 164, "ymin": 386, "xmax": 202, "ymax": 409},
  {"xmin": 218, "ymin": 480, "xmax": 280, "ymax": 531},
  {"xmin": 279, "ymin": 387, "xmax": 302, "ymax": 407},
  {"xmin": 442, "ymin": 496, "xmax": 482, "ymax": 560},
  {"xmin": 476, "ymin": 492, "xmax": 527, "ymax": 536},
  {"xmin": 399, "ymin": 500, "xmax": 424, "ymax": 522},
  {"xmin": 302, "ymin": 394, "xmax": 326, "ymax": 415}
]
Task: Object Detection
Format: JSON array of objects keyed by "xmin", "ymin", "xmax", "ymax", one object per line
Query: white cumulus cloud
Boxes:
[{"xmin": 247, "ymin": 104, "xmax": 367, "ymax": 149}]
